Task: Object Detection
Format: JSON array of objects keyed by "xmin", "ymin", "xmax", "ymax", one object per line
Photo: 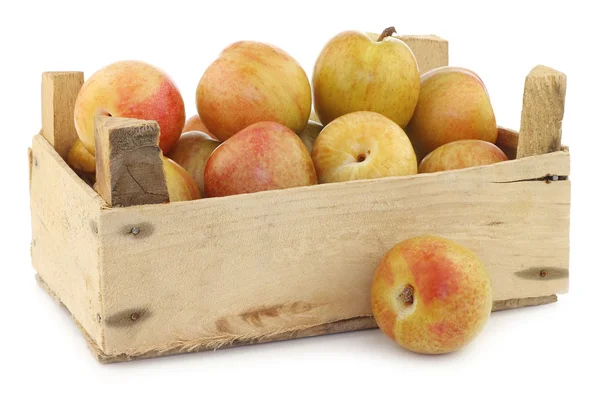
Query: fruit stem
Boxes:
[
  {"xmin": 377, "ymin": 26, "xmax": 397, "ymax": 42},
  {"xmin": 400, "ymin": 285, "xmax": 414, "ymax": 305}
]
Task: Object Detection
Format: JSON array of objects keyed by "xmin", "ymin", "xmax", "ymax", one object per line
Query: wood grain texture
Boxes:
[
  {"xmin": 42, "ymin": 72, "xmax": 84, "ymax": 159},
  {"xmin": 395, "ymin": 35, "xmax": 449, "ymax": 73},
  {"xmin": 94, "ymin": 116, "xmax": 168, "ymax": 207},
  {"xmin": 517, "ymin": 65, "xmax": 567, "ymax": 158},
  {"xmin": 30, "ymin": 134, "xmax": 106, "ymax": 347},
  {"xmin": 491, "ymin": 295, "xmax": 557, "ymax": 311},
  {"xmin": 34, "ymin": 273, "xmax": 559, "ymax": 363},
  {"xmin": 96, "ymin": 151, "xmax": 569, "ymax": 356}
]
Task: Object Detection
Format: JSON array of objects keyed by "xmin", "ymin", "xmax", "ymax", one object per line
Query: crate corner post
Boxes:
[
  {"xmin": 94, "ymin": 116, "xmax": 169, "ymax": 207},
  {"xmin": 41, "ymin": 71, "xmax": 84, "ymax": 159}
]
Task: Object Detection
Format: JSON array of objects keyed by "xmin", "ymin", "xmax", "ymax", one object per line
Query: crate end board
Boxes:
[
  {"xmin": 36, "ymin": 274, "xmax": 558, "ymax": 364},
  {"xmin": 30, "ymin": 134, "xmax": 106, "ymax": 347}
]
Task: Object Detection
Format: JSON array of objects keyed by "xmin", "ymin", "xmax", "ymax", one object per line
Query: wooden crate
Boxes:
[{"xmin": 29, "ymin": 36, "xmax": 570, "ymax": 363}]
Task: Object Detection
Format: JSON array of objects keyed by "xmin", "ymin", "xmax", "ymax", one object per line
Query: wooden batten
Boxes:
[
  {"xmin": 517, "ymin": 65, "xmax": 567, "ymax": 158},
  {"xmin": 96, "ymin": 151, "xmax": 569, "ymax": 357},
  {"xmin": 396, "ymin": 35, "xmax": 449, "ymax": 73},
  {"xmin": 94, "ymin": 116, "xmax": 169, "ymax": 207},
  {"xmin": 42, "ymin": 72, "xmax": 84, "ymax": 159}
]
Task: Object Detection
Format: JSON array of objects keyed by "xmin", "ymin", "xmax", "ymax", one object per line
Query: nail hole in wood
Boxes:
[
  {"xmin": 544, "ymin": 174, "xmax": 559, "ymax": 184},
  {"xmin": 97, "ymin": 314, "xmax": 102, "ymax": 323},
  {"xmin": 357, "ymin": 154, "xmax": 366, "ymax": 163},
  {"xmin": 90, "ymin": 220, "xmax": 98, "ymax": 235},
  {"xmin": 34, "ymin": 157, "xmax": 38, "ymax": 167}
]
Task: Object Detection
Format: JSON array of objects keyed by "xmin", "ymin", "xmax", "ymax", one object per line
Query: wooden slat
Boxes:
[
  {"xmin": 94, "ymin": 116, "xmax": 168, "ymax": 207},
  {"xmin": 35, "ymin": 270, "xmax": 558, "ymax": 363},
  {"xmin": 395, "ymin": 35, "xmax": 449, "ymax": 73},
  {"xmin": 517, "ymin": 65, "xmax": 567, "ymax": 158},
  {"xmin": 42, "ymin": 72, "xmax": 84, "ymax": 159},
  {"xmin": 96, "ymin": 151, "xmax": 569, "ymax": 356},
  {"xmin": 30, "ymin": 134, "xmax": 105, "ymax": 347}
]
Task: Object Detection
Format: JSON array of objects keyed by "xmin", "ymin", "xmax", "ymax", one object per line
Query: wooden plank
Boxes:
[
  {"xmin": 91, "ymin": 295, "xmax": 557, "ymax": 363},
  {"xmin": 30, "ymin": 134, "xmax": 105, "ymax": 347},
  {"xmin": 35, "ymin": 269, "xmax": 559, "ymax": 363},
  {"xmin": 94, "ymin": 116, "xmax": 168, "ymax": 207},
  {"xmin": 395, "ymin": 35, "xmax": 449, "ymax": 73},
  {"xmin": 96, "ymin": 151, "xmax": 569, "ymax": 356},
  {"xmin": 492, "ymin": 295, "xmax": 557, "ymax": 311},
  {"xmin": 517, "ymin": 65, "xmax": 567, "ymax": 158},
  {"xmin": 42, "ymin": 72, "xmax": 84, "ymax": 159},
  {"xmin": 93, "ymin": 315, "xmax": 377, "ymax": 363}
]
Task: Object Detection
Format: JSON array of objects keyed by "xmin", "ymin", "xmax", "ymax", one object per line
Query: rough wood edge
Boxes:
[
  {"xmin": 35, "ymin": 274, "xmax": 560, "ymax": 364},
  {"xmin": 41, "ymin": 71, "xmax": 84, "ymax": 159},
  {"xmin": 517, "ymin": 65, "xmax": 567, "ymax": 158},
  {"xmin": 94, "ymin": 116, "xmax": 168, "ymax": 207},
  {"xmin": 491, "ymin": 294, "xmax": 557, "ymax": 311}
]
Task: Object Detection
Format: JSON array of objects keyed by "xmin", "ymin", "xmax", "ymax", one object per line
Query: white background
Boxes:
[{"xmin": 1, "ymin": 0, "xmax": 598, "ymax": 398}]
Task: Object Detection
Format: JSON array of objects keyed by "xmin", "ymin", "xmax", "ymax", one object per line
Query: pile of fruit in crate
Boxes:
[{"xmin": 67, "ymin": 27, "xmax": 501, "ymax": 354}]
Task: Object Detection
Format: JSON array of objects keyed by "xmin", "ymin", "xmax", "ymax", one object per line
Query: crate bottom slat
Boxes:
[{"xmin": 36, "ymin": 274, "xmax": 558, "ymax": 363}]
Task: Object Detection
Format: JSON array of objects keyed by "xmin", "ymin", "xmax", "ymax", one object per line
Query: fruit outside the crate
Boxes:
[{"xmin": 371, "ymin": 235, "xmax": 493, "ymax": 354}]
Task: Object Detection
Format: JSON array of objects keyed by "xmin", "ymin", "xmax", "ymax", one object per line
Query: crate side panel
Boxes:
[
  {"xmin": 98, "ymin": 152, "xmax": 569, "ymax": 355},
  {"xmin": 30, "ymin": 134, "xmax": 105, "ymax": 346},
  {"xmin": 100, "ymin": 152, "xmax": 570, "ymax": 354}
]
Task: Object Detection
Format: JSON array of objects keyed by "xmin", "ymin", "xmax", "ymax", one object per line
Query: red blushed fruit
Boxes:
[
  {"xmin": 204, "ymin": 121, "xmax": 317, "ymax": 197},
  {"xmin": 196, "ymin": 41, "xmax": 312, "ymax": 141},
  {"xmin": 405, "ymin": 67, "xmax": 497, "ymax": 160},
  {"xmin": 371, "ymin": 236, "xmax": 493, "ymax": 354},
  {"xmin": 74, "ymin": 61, "xmax": 186, "ymax": 155}
]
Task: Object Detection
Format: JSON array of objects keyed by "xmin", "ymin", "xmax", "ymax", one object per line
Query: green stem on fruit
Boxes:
[
  {"xmin": 377, "ymin": 26, "xmax": 397, "ymax": 42},
  {"xmin": 400, "ymin": 285, "xmax": 414, "ymax": 306}
]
